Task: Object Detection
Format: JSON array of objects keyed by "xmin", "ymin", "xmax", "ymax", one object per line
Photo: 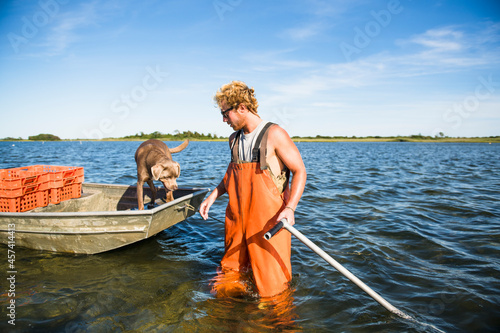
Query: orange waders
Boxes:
[{"xmin": 216, "ymin": 123, "xmax": 292, "ymax": 298}]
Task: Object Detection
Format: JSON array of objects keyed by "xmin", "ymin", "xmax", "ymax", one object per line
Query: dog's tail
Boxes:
[{"xmin": 169, "ymin": 139, "xmax": 189, "ymax": 153}]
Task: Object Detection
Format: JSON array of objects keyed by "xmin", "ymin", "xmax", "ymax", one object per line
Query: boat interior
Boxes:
[{"xmin": 31, "ymin": 184, "xmax": 199, "ymax": 213}]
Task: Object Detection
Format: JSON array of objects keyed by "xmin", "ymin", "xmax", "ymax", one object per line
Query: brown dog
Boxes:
[{"xmin": 134, "ymin": 139, "xmax": 189, "ymax": 210}]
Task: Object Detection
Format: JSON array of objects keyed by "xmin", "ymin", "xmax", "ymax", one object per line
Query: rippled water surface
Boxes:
[{"xmin": 0, "ymin": 141, "xmax": 499, "ymax": 332}]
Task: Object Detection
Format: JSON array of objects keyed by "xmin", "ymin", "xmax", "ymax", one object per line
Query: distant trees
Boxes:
[
  {"xmin": 2, "ymin": 131, "xmax": 497, "ymax": 142},
  {"xmin": 123, "ymin": 131, "xmax": 223, "ymax": 140},
  {"xmin": 28, "ymin": 134, "xmax": 61, "ymax": 141},
  {"xmin": 1, "ymin": 137, "xmax": 23, "ymax": 141}
]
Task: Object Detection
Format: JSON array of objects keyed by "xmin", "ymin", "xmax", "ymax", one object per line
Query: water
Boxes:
[{"xmin": 0, "ymin": 141, "xmax": 499, "ymax": 332}]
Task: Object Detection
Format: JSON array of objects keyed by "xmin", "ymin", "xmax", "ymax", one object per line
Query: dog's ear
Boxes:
[
  {"xmin": 174, "ymin": 162, "xmax": 180, "ymax": 177},
  {"xmin": 151, "ymin": 164, "xmax": 163, "ymax": 180}
]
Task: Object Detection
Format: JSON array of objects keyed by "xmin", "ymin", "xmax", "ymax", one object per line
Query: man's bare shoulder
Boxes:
[{"xmin": 268, "ymin": 124, "xmax": 292, "ymax": 144}]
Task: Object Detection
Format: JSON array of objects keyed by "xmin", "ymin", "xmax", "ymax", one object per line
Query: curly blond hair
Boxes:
[{"xmin": 214, "ymin": 81, "xmax": 259, "ymax": 115}]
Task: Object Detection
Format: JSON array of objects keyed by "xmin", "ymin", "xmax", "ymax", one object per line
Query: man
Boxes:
[{"xmin": 199, "ymin": 80, "xmax": 307, "ymax": 298}]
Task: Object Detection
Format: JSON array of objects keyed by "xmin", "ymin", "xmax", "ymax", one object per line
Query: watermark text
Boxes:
[
  {"xmin": 339, "ymin": 0, "xmax": 409, "ymax": 61},
  {"xmin": 82, "ymin": 65, "xmax": 168, "ymax": 140},
  {"xmin": 6, "ymin": 223, "xmax": 16, "ymax": 326},
  {"xmin": 7, "ymin": 0, "xmax": 68, "ymax": 54}
]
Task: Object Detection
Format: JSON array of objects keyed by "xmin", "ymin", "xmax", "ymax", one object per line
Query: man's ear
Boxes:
[
  {"xmin": 236, "ymin": 103, "xmax": 245, "ymax": 113},
  {"xmin": 151, "ymin": 164, "xmax": 163, "ymax": 180}
]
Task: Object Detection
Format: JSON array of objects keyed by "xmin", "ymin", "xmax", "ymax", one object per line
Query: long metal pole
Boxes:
[{"xmin": 265, "ymin": 219, "xmax": 412, "ymax": 320}]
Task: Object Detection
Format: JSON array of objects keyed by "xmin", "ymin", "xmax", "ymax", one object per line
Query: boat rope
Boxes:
[{"xmin": 209, "ymin": 215, "xmax": 225, "ymax": 223}]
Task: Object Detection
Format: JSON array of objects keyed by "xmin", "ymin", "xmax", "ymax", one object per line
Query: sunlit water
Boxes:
[{"xmin": 0, "ymin": 141, "xmax": 499, "ymax": 332}]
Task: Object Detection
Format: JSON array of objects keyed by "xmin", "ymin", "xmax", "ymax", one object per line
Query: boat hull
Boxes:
[{"xmin": 0, "ymin": 183, "xmax": 209, "ymax": 254}]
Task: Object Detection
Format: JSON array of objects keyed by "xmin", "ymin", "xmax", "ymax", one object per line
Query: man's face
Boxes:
[{"xmin": 220, "ymin": 102, "xmax": 243, "ymax": 131}]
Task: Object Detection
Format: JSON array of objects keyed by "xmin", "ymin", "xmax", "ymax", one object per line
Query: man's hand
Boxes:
[
  {"xmin": 199, "ymin": 194, "xmax": 215, "ymax": 220},
  {"xmin": 199, "ymin": 181, "xmax": 226, "ymax": 220},
  {"xmin": 277, "ymin": 206, "xmax": 295, "ymax": 226}
]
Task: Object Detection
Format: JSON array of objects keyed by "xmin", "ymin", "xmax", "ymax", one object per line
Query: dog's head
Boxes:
[{"xmin": 151, "ymin": 161, "xmax": 181, "ymax": 191}]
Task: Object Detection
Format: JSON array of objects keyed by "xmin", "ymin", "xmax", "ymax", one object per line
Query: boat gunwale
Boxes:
[{"xmin": 0, "ymin": 183, "xmax": 210, "ymax": 218}]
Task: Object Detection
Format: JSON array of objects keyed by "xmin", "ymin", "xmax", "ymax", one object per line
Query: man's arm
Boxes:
[
  {"xmin": 199, "ymin": 179, "xmax": 226, "ymax": 220},
  {"xmin": 268, "ymin": 125, "xmax": 307, "ymax": 225}
]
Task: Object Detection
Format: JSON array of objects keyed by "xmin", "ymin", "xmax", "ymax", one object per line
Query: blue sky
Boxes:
[{"xmin": 0, "ymin": 0, "xmax": 499, "ymax": 139}]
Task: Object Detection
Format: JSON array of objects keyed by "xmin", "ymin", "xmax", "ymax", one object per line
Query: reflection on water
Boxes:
[
  {"xmin": 0, "ymin": 141, "xmax": 499, "ymax": 332},
  {"xmin": 179, "ymin": 288, "xmax": 300, "ymax": 332}
]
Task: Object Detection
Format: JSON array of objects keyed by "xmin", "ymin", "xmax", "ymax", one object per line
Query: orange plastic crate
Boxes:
[
  {"xmin": 0, "ymin": 189, "xmax": 49, "ymax": 212},
  {"xmin": 50, "ymin": 183, "xmax": 82, "ymax": 204},
  {"xmin": 0, "ymin": 168, "xmax": 50, "ymax": 190},
  {"xmin": 0, "ymin": 165, "xmax": 84, "ymax": 211},
  {"xmin": 12, "ymin": 165, "xmax": 84, "ymax": 182},
  {"xmin": 49, "ymin": 174, "xmax": 85, "ymax": 189},
  {"xmin": 0, "ymin": 181, "xmax": 50, "ymax": 198}
]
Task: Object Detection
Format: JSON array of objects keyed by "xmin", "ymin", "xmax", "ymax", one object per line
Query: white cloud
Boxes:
[
  {"xmin": 281, "ymin": 23, "xmax": 324, "ymax": 41},
  {"xmin": 251, "ymin": 22, "xmax": 500, "ymax": 106},
  {"xmin": 303, "ymin": 0, "xmax": 357, "ymax": 18},
  {"xmin": 31, "ymin": 1, "xmax": 100, "ymax": 56},
  {"xmin": 241, "ymin": 48, "xmax": 317, "ymax": 73},
  {"xmin": 245, "ymin": 21, "xmax": 500, "ymax": 136},
  {"xmin": 30, "ymin": 0, "xmax": 131, "ymax": 56},
  {"xmin": 398, "ymin": 22, "xmax": 500, "ymax": 68},
  {"xmin": 409, "ymin": 27, "xmax": 464, "ymax": 52}
]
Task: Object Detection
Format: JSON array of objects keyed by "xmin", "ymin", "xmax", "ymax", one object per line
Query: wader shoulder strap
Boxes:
[
  {"xmin": 252, "ymin": 122, "xmax": 275, "ymax": 163},
  {"xmin": 231, "ymin": 123, "xmax": 275, "ymax": 164},
  {"xmin": 259, "ymin": 123, "xmax": 291, "ymax": 194},
  {"xmin": 251, "ymin": 122, "xmax": 275, "ymax": 168},
  {"xmin": 230, "ymin": 130, "xmax": 243, "ymax": 163}
]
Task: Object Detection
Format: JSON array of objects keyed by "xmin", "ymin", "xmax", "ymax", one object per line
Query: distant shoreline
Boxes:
[
  {"xmin": 291, "ymin": 137, "xmax": 500, "ymax": 143},
  {"xmin": 2, "ymin": 136, "xmax": 499, "ymax": 143},
  {"xmin": 4, "ymin": 130, "xmax": 499, "ymax": 143}
]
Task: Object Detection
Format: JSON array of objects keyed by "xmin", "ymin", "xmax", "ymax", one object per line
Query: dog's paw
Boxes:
[{"xmin": 147, "ymin": 203, "xmax": 159, "ymax": 209}]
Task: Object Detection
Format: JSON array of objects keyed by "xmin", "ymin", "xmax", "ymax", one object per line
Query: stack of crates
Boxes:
[
  {"xmin": 42, "ymin": 165, "xmax": 84, "ymax": 204},
  {"xmin": 0, "ymin": 165, "xmax": 84, "ymax": 212},
  {"xmin": 0, "ymin": 168, "xmax": 50, "ymax": 212}
]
